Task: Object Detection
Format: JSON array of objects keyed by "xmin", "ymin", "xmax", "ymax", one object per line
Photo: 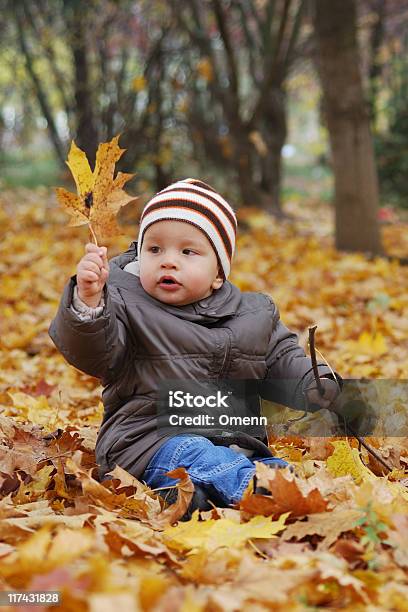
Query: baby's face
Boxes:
[{"xmin": 139, "ymin": 220, "xmax": 224, "ymax": 306}]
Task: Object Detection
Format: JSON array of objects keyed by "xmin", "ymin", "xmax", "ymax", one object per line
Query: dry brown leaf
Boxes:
[
  {"xmin": 240, "ymin": 464, "xmax": 329, "ymax": 518},
  {"xmin": 103, "ymin": 464, "xmax": 162, "ymax": 518},
  {"xmin": 103, "ymin": 522, "xmax": 179, "ymax": 564},
  {"xmin": 0, "ymin": 446, "xmax": 38, "ymax": 476},
  {"xmin": 150, "ymin": 466, "xmax": 195, "ymax": 528},
  {"xmin": 282, "ymin": 507, "xmax": 363, "ymax": 549},
  {"xmin": 332, "ymin": 538, "xmax": 366, "ymax": 564},
  {"xmin": 65, "ymin": 457, "xmax": 132, "ymax": 512}
]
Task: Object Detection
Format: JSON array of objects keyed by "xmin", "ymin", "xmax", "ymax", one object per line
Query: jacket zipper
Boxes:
[{"xmin": 218, "ymin": 330, "xmax": 231, "ymax": 379}]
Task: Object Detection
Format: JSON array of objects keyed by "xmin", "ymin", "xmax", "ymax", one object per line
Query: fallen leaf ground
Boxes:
[{"xmin": 0, "ymin": 188, "xmax": 407, "ymax": 610}]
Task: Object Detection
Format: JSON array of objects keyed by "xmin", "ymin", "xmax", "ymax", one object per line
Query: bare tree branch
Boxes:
[
  {"xmin": 178, "ymin": 0, "xmax": 228, "ymax": 112},
  {"xmin": 24, "ymin": 1, "xmax": 73, "ymax": 122},
  {"xmin": 249, "ymin": 0, "xmax": 293, "ymax": 128},
  {"xmin": 14, "ymin": 2, "xmax": 65, "ymax": 164},
  {"xmin": 234, "ymin": 1, "xmax": 261, "ymax": 87},
  {"xmin": 282, "ymin": 0, "xmax": 306, "ymax": 73},
  {"xmin": 212, "ymin": 0, "xmax": 240, "ymax": 100},
  {"xmin": 261, "ymin": 0, "xmax": 277, "ymax": 53}
]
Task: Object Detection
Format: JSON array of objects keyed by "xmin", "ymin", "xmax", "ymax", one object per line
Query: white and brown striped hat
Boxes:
[{"xmin": 137, "ymin": 178, "xmax": 237, "ymax": 279}]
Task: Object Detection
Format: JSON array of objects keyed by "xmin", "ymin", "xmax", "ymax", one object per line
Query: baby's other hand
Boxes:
[
  {"xmin": 76, "ymin": 243, "xmax": 109, "ymax": 307},
  {"xmin": 305, "ymin": 377, "xmax": 341, "ymax": 413}
]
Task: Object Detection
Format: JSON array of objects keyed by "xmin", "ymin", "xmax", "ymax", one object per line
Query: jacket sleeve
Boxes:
[
  {"xmin": 258, "ymin": 297, "xmax": 342, "ymax": 412},
  {"xmin": 48, "ymin": 275, "xmax": 129, "ymax": 385}
]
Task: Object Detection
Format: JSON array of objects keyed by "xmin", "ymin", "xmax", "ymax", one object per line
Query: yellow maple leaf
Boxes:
[
  {"xmin": 326, "ymin": 440, "xmax": 376, "ymax": 484},
  {"xmin": 66, "ymin": 140, "xmax": 93, "ymax": 196},
  {"xmin": 162, "ymin": 512, "xmax": 289, "ymax": 555},
  {"xmin": 55, "ymin": 135, "xmax": 138, "ymax": 243}
]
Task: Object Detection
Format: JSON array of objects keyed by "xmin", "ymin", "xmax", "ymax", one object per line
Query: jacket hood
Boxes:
[{"xmin": 107, "ymin": 241, "xmax": 242, "ymax": 323}]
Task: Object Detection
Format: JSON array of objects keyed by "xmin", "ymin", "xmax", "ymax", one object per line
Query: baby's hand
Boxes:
[
  {"xmin": 305, "ymin": 377, "xmax": 341, "ymax": 413},
  {"xmin": 76, "ymin": 243, "xmax": 109, "ymax": 307}
]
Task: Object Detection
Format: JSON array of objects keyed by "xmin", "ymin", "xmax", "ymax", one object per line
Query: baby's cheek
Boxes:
[{"xmin": 138, "ymin": 271, "xmax": 149, "ymax": 292}]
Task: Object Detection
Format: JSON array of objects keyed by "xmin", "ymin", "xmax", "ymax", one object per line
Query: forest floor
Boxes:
[{"xmin": 0, "ymin": 187, "xmax": 407, "ymax": 610}]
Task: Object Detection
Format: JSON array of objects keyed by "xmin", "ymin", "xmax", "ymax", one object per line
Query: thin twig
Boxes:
[
  {"xmin": 248, "ymin": 538, "xmax": 269, "ymax": 559},
  {"xmin": 308, "ymin": 325, "xmax": 393, "ymax": 474},
  {"xmin": 308, "ymin": 326, "xmax": 324, "ymax": 396},
  {"xmin": 341, "ymin": 422, "xmax": 393, "ymax": 473}
]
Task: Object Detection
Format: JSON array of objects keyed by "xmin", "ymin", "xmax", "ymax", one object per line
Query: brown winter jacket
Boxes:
[{"xmin": 48, "ymin": 241, "xmax": 337, "ymax": 481}]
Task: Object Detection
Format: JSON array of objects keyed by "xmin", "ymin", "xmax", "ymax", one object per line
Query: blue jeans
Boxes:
[{"xmin": 142, "ymin": 434, "xmax": 288, "ymax": 506}]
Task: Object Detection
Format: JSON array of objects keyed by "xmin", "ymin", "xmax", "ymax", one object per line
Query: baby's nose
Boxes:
[{"xmin": 160, "ymin": 255, "xmax": 178, "ymax": 268}]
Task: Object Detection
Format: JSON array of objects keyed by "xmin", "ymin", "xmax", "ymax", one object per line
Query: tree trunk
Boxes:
[
  {"xmin": 313, "ymin": 0, "xmax": 383, "ymax": 255},
  {"xmin": 234, "ymin": 132, "xmax": 259, "ymax": 205},
  {"xmin": 259, "ymin": 87, "xmax": 287, "ymax": 212},
  {"xmin": 259, "ymin": 144, "xmax": 284, "ymax": 212},
  {"xmin": 64, "ymin": 0, "xmax": 98, "ymax": 165}
]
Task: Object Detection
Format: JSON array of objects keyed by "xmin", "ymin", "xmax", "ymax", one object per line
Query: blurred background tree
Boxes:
[
  {"xmin": 0, "ymin": 0, "xmax": 407, "ymax": 255},
  {"xmin": 167, "ymin": 0, "xmax": 306, "ymax": 214},
  {"xmin": 364, "ymin": 0, "xmax": 408, "ymax": 209},
  {"xmin": 313, "ymin": 0, "xmax": 382, "ymax": 254}
]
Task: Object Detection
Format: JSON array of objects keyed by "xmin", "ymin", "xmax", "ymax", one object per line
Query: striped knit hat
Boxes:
[{"xmin": 137, "ymin": 178, "xmax": 237, "ymax": 279}]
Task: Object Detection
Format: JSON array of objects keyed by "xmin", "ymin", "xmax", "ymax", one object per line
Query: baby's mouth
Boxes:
[{"xmin": 158, "ymin": 275, "xmax": 182, "ymax": 288}]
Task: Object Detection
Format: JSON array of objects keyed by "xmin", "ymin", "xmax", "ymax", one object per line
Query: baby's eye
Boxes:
[
  {"xmin": 149, "ymin": 246, "xmax": 160, "ymax": 253},
  {"xmin": 182, "ymin": 249, "xmax": 196, "ymax": 255}
]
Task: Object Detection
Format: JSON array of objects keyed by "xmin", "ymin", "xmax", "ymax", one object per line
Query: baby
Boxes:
[{"xmin": 49, "ymin": 178, "xmax": 341, "ymax": 517}]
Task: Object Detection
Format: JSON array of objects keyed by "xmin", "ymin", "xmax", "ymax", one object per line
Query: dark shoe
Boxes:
[
  {"xmin": 182, "ymin": 483, "xmax": 214, "ymax": 520},
  {"xmin": 252, "ymin": 474, "xmax": 271, "ymax": 496},
  {"xmin": 161, "ymin": 483, "xmax": 215, "ymax": 521}
]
